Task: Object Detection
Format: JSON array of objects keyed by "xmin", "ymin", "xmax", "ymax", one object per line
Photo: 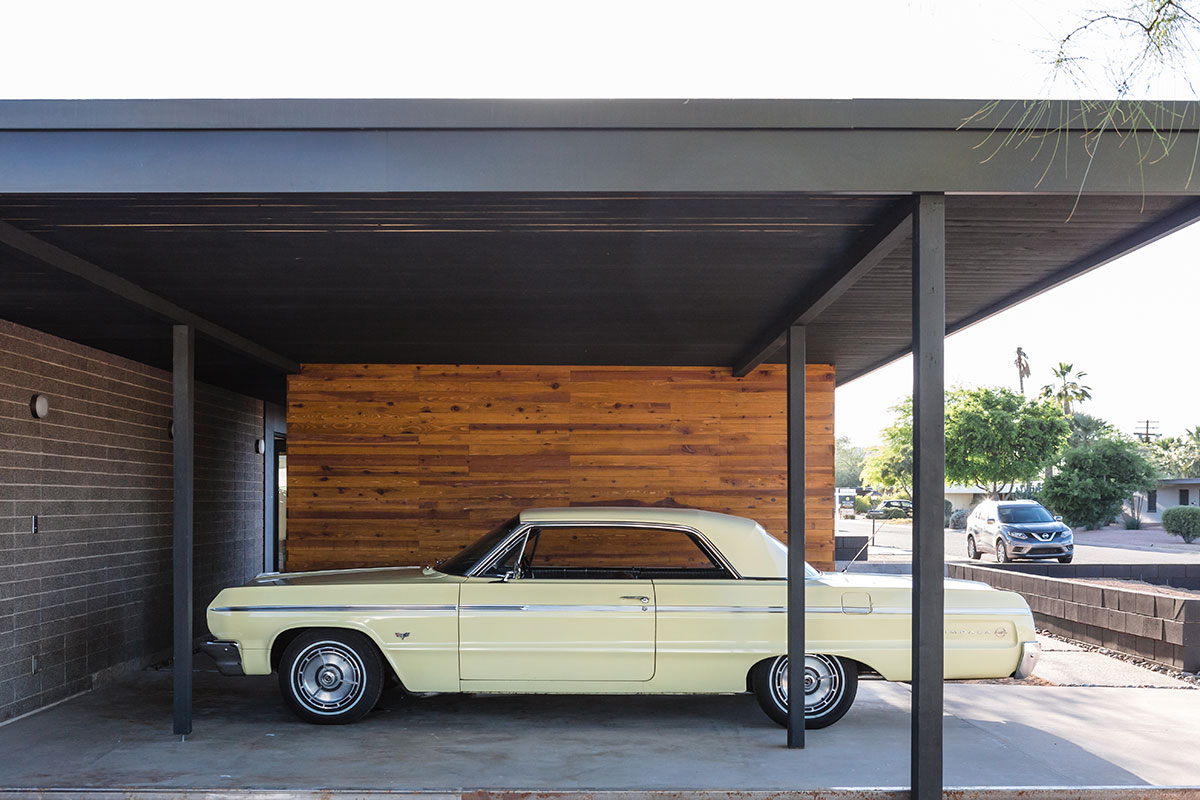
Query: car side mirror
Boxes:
[
  {"xmin": 491, "ymin": 570, "xmax": 518, "ymax": 583},
  {"xmin": 1054, "ymin": 515, "xmax": 1063, "ymax": 522},
  {"xmin": 986, "ymin": 518, "xmax": 996, "ymax": 525}
]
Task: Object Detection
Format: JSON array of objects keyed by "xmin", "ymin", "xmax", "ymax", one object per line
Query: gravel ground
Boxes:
[{"xmin": 1037, "ymin": 628, "xmax": 1200, "ymax": 688}]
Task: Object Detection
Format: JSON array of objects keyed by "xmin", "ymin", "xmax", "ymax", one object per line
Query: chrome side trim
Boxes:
[
  {"xmin": 657, "ymin": 605, "xmax": 786, "ymax": 613},
  {"xmin": 210, "ymin": 604, "xmax": 458, "ymax": 613},
  {"xmin": 461, "ymin": 604, "xmax": 648, "ymax": 613}
]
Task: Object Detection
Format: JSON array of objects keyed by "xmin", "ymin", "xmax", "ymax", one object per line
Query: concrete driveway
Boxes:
[{"xmin": 0, "ymin": 648, "xmax": 1196, "ymax": 792}]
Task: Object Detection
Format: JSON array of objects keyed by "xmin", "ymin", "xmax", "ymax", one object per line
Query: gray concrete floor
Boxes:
[{"xmin": 0, "ymin": 649, "xmax": 1197, "ymax": 792}]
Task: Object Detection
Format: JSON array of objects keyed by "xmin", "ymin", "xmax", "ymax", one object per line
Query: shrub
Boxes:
[
  {"xmin": 950, "ymin": 509, "xmax": 970, "ymax": 530},
  {"xmin": 853, "ymin": 495, "xmax": 872, "ymax": 514},
  {"xmin": 883, "ymin": 507, "xmax": 908, "ymax": 519},
  {"xmin": 1163, "ymin": 506, "xmax": 1200, "ymax": 543},
  {"xmin": 944, "ymin": 499, "xmax": 954, "ymax": 518},
  {"xmin": 1040, "ymin": 439, "xmax": 1157, "ymax": 530},
  {"xmin": 1121, "ymin": 513, "xmax": 1143, "ymax": 530}
]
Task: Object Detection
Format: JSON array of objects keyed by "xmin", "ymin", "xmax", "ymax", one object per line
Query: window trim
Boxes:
[{"xmin": 466, "ymin": 520, "xmax": 741, "ymax": 579}]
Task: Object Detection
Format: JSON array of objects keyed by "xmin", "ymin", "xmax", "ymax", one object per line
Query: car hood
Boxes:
[
  {"xmin": 1002, "ymin": 521, "xmax": 1069, "ymax": 535},
  {"xmin": 249, "ymin": 565, "xmax": 461, "ymax": 587}
]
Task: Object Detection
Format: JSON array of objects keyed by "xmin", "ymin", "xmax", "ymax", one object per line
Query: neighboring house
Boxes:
[
  {"xmin": 945, "ymin": 485, "xmax": 989, "ymax": 512},
  {"xmin": 1141, "ymin": 477, "xmax": 1200, "ymax": 522}
]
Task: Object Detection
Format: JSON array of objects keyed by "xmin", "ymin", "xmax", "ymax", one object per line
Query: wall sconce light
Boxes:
[
  {"xmin": 167, "ymin": 421, "xmax": 174, "ymax": 440},
  {"xmin": 29, "ymin": 394, "xmax": 50, "ymax": 419},
  {"xmin": 255, "ymin": 438, "xmax": 267, "ymax": 455}
]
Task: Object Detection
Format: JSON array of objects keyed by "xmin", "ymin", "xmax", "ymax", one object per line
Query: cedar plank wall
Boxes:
[{"xmin": 286, "ymin": 364, "xmax": 834, "ymax": 571}]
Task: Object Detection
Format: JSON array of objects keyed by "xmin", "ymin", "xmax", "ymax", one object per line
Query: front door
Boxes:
[{"xmin": 459, "ymin": 579, "xmax": 655, "ymax": 680}]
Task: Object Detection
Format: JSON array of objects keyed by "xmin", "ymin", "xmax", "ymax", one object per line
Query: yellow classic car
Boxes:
[{"xmin": 204, "ymin": 507, "xmax": 1040, "ymax": 727}]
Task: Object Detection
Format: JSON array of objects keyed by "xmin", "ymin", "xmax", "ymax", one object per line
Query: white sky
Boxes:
[{"xmin": 2, "ymin": 0, "xmax": 1197, "ymax": 444}]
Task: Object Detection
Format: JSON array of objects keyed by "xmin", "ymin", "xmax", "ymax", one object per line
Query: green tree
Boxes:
[
  {"xmin": 945, "ymin": 387, "xmax": 1070, "ymax": 497},
  {"xmin": 1068, "ymin": 412, "xmax": 1113, "ymax": 448},
  {"xmin": 1040, "ymin": 362, "xmax": 1093, "ymax": 414},
  {"xmin": 1040, "ymin": 438, "xmax": 1159, "ymax": 529},
  {"xmin": 834, "ymin": 436, "xmax": 867, "ymax": 489},
  {"xmin": 859, "ymin": 398, "xmax": 913, "ymax": 498},
  {"xmin": 1147, "ymin": 426, "xmax": 1200, "ymax": 478}
]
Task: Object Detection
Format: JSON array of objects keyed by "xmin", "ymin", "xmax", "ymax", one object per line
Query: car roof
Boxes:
[
  {"xmin": 517, "ymin": 506, "xmax": 787, "ymax": 578},
  {"xmin": 996, "ymin": 499, "xmax": 1042, "ymax": 506}
]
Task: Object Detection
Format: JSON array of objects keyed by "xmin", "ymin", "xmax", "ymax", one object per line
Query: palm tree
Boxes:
[
  {"xmin": 1068, "ymin": 413, "xmax": 1110, "ymax": 448},
  {"xmin": 1040, "ymin": 362, "xmax": 1092, "ymax": 415},
  {"xmin": 1013, "ymin": 347, "xmax": 1031, "ymax": 395}
]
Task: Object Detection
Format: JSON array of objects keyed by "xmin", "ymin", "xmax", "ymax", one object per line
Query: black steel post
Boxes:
[
  {"xmin": 172, "ymin": 324, "xmax": 195, "ymax": 736},
  {"xmin": 786, "ymin": 324, "xmax": 806, "ymax": 748},
  {"xmin": 262, "ymin": 401, "xmax": 286, "ymax": 573},
  {"xmin": 911, "ymin": 194, "xmax": 945, "ymax": 798}
]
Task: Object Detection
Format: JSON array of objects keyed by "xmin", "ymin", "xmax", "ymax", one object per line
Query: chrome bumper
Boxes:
[
  {"xmin": 1014, "ymin": 640, "xmax": 1041, "ymax": 679},
  {"xmin": 201, "ymin": 640, "xmax": 244, "ymax": 676}
]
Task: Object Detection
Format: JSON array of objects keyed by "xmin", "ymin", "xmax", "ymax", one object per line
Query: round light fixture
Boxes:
[
  {"xmin": 255, "ymin": 438, "xmax": 266, "ymax": 455},
  {"xmin": 167, "ymin": 421, "xmax": 174, "ymax": 440},
  {"xmin": 29, "ymin": 394, "xmax": 50, "ymax": 419}
]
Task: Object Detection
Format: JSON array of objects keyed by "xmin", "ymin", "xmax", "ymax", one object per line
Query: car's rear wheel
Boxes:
[
  {"xmin": 967, "ymin": 535, "xmax": 980, "ymax": 560},
  {"xmin": 995, "ymin": 539, "xmax": 1011, "ymax": 563},
  {"xmin": 279, "ymin": 629, "xmax": 384, "ymax": 724},
  {"xmin": 752, "ymin": 654, "xmax": 858, "ymax": 729}
]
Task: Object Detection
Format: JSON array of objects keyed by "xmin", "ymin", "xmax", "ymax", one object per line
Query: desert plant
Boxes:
[
  {"xmin": 1163, "ymin": 506, "xmax": 1200, "ymax": 543},
  {"xmin": 950, "ymin": 509, "xmax": 970, "ymax": 530},
  {"xmin": 1121, "ymin": 513, "xmax": 1143, "ymax": 530}
]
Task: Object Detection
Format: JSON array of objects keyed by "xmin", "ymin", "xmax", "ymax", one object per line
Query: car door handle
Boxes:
[{"xmin": 621, "ymin": 595, "xmax": 650, "ymax": 604}]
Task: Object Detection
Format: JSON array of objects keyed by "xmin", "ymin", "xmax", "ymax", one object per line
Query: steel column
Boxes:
[
  {"xmin": 172, "ymin": 324, "xmax": 195, "ymax": 736},
  {"xmin": 910, "ymin": 194, "xmax": 945, "ymax": 798},
  {"xmin": 786, "ymin": 324, "xmax": 806, "ymax": 748},
  {"xmin": 262, "ymin": 401, "xmax": 286, "ymax": 573}
]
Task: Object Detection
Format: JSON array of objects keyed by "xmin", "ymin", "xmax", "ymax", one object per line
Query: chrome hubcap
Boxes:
[
  {"xmin": 293, "ymin": 642, "xmax": 364, "ymax": 714},
  {"xmin": 770, "ymin": 654, "xmax": 844, "ymax": 719}
]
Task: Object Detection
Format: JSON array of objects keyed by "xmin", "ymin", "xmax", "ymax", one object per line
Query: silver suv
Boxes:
[{"xmin": 966, "ymin": 499, "xmax": 1073, "ymax": 564}]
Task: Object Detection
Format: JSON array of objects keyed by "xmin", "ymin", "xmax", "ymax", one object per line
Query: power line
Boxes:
[{"xmin": 1133, "ymin": 419, "xmax": 1160, "ymax": 443}]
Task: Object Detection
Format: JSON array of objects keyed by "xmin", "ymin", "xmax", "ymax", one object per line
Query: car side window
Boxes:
[{"xmin": 522, "ymin": 525, "xmax": 730, "ymax": 579}]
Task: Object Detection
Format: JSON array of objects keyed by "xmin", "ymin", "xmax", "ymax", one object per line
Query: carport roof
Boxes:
[{"xmin": 1, "ymin": 98, "xmax": 1198, "ymax": 403}]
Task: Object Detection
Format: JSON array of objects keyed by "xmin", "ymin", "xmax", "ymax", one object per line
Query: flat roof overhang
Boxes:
[{"xmin": 1, "ymin": 98, "xmax": 1198, "ymax": 404}]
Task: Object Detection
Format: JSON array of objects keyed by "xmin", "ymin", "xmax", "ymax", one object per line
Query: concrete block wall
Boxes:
[
  {"xmin": 0, "ymin": 318, "xmax": 264, "ymax": 723},
  {"xmin": 949, "ymin": 563, "xmax": 1200, "ymax": 671}
]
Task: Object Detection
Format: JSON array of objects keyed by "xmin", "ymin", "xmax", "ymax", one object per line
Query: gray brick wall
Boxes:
[{"xmin": 0, "ymin": 318, "xmax": 263, "ymax": 722}]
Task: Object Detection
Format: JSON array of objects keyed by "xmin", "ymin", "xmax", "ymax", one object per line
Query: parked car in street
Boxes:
[
  {"xmin": 206, "ymin": 507, "xmax": 1040, "ymax": 728},
  {"xmin": 866, "ymin": 499, "xmax": 913, "ymax": 519},
  {"xmin": 966, "ymin": 499, "xmax": 1074, "ymax": 563}
]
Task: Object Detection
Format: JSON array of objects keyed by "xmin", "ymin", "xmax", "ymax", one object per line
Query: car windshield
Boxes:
[
  {"xmin": 998, "ymin": 505, "xmax": 1055, "ymax": 524},
  {"xmin": 436, "ymin": 516, "xmax": 520, "ymax": 576}
]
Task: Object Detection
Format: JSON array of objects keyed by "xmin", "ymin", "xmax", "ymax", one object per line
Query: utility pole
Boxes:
[{"xmin": 1133, "ymin": 420, "xmax": 1160, "ymax": 443}]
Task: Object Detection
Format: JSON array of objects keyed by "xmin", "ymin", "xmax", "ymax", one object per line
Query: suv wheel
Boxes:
[
  {"xmin": 966, "ymin": 535, "xmax": 980, "ymax": 560},
  {"xmin": 995, "ymin": 539, "xmax": 1011, "ymax": 563}
]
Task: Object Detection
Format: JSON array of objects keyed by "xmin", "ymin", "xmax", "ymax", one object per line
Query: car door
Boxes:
[{"xmin": 458, "ymin": 524, "xmax": 656, "ymax": 682}]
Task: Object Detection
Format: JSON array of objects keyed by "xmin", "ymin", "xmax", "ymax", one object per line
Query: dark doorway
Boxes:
[
  {"xmin": 1183, "ymin": 488, "xmax": 1191, "ymax": 507},
  {"xmin": 1148, "ymin": 490, "xmax": 1157, "ymax": 513},
  {"xmin": 274, "ymin": 435, "xmax": 287, "ymax": 571}
]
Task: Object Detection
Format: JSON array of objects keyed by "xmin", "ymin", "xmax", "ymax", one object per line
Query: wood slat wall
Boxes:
[{"xmin": 286, "ymin": 364, "xmax": 835, "ymax": 571}]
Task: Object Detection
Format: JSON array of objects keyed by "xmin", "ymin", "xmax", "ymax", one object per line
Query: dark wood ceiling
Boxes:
[{"xmin": 0, "ymin": 191, "xmax": 1194, "ymax": 403}]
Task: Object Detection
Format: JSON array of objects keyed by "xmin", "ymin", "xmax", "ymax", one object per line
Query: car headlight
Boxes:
[{"xmin": 1005, "ymin": 529, "xmax": 1029, "ymax": 540}]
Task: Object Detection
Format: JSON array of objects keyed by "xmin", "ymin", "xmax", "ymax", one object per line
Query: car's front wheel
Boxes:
[
  {"xmin": 995, "ymin": 539, "xmax": 1011, "ymax": 563},
  {"xmin": 752, "ymin": 654, "xmax": 858, "ymax": 729},
  {"xmin": 279, "ymin": 629, "xmax": 384, "ymax": 724},
  {"xmin": 967, "ymin": 535, "xmax": 980, "ymax": 560},
  {"xmin": 1058, "ymin": 555, "xmax": 1074, "ymax": 563}
]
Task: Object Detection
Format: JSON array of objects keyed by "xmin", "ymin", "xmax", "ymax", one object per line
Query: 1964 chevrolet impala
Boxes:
[{"xmin": 205, "ymin": 507, "xmax": 1040, "ymax": 727}]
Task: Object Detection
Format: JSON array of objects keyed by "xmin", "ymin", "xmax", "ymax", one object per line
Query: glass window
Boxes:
[
  {"xmin": 997, "ymin": 505, "xmax": 1055, "ymax": 524},
  {"xmin": 522, "ymin": 525, "xmax": 728, "ymax": 577},
  {"xmin": 437, "ymin": 516, "xmax": 521, "ymax": 576}
]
